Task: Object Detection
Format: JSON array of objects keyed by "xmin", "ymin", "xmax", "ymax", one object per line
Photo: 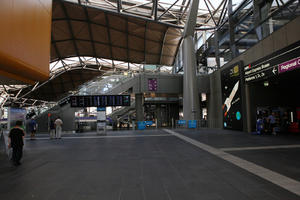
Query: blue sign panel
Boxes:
[
  {"xmin": 188, "ymin": 120, "xmax": 197, "ymax": 128},
  {"xmin": 97, "ymin": 107, "xmax": 106, "ymax": 111},
  {"xmin": 177, "ymin": 120, "xmax": 186, "ymax": 125},
  {"xmin": 145, "ymin": 121, "xmax": 153, "ymax": 126},
  {"xmin": 137, "ymin": 121, "xmax": 146, "ymax": 130}
]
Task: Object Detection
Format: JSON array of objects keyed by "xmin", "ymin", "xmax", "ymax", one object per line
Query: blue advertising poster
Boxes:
[
  {"xmin": 188, "ymin": 120, "xmax": 197, "ymax": 128},
  {"xmin": 137, "ymin": 121, "xmax": 146, "ymax": 130},
  {"xmin": 177, "ymin": 120, "xmax": 186, "ymax": 125}
]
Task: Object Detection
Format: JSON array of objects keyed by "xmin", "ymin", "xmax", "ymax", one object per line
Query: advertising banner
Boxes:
[
  {"xmin": 148, "ymin": 78, "xmax": 158, "ymax": 91},
  {"xmin": 8, "ymin": 107, "xmax": 26, "ymax": 130},
  {"xmin": 221, "ymin": 63, "xmax": 243, "ymax": 130}
]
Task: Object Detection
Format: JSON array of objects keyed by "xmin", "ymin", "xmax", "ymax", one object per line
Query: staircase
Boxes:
[
  {"xmin": 108, "ymin": 101, "xmax": 136, "ymax": 120},
  {"xmin": 105, "ymin": 75, "xmax": 138, "ymax": 95}
]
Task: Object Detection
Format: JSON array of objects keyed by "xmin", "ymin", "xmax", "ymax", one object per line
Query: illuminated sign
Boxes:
[
  {"xmin": 244, "ymin": 41, "xmax": 300, "ymax": 83},
  {"xmin": 70, "ymin": 95, "xmax": 131, "ymax": 107},
  {"xmin": 278, "ymin": 57, "xmax": 300, "ymax": 73}
]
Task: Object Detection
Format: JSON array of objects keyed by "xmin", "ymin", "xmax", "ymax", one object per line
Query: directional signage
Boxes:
[
  {"xmin": 244, "ymin": 62, "xmax": 278, "ymax": 83},
  {"xmin": 244, "ymin": 64, "xmax": 278, "ymax": 83},
  {"xmin": 278, "ymin": 57, "xmax": 300, "ymax": 74},
  {"xmin": 244, "ymin": 41, "xmax": 300, "ymax": 83}
]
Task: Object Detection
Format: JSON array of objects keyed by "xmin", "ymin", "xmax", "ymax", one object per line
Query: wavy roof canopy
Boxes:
[{"xmin": 51, "ymin": 0, "xmax": 182, "ymax": 66}]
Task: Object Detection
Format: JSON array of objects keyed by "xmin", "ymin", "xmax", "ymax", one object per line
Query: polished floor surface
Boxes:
[{"xmin": 1, "ymin": 129, "xmax": 300, "ymax": 200}]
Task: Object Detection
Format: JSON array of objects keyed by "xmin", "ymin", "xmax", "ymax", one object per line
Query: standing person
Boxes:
[
  {"xmin": 280, "ymin": 111, "xmax": 289, "ymax": 134},
  {"xmin": 54, "ymin": 117, "xmax": 63, "ymax": 139},
  {"xmin": 29, "ymin": 118, "xmax": 37, "ymax": 140},
  {"xmin": 268, "ymin": 112, "xmax": 276, "ymax": 135},
  {"xmin": 256, "ymin": 115, "xmax": 264, "ymax": 134},
  {"xmin": 49, "ymin": 119, "xmax": 55, "ymax": 139},
  {"xmin": 8, "ymin": 121, "xmax": 25, "ymax": 166}
]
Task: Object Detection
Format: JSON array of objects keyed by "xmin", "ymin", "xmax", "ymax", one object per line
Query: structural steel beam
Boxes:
[
  {"xmin": 183, "ymin": 0, "xmax": 200, "ymax": 120},
  {"xmin": 117, "ymin": 0, "xmax": 122, "ymax": 12}
]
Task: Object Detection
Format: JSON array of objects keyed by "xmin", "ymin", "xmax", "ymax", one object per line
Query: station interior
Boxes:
[{"xmin": 1, "ymin": 0, "xmax": 300, "ymax": 199}]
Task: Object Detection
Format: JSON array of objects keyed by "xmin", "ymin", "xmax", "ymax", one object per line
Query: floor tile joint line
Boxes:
[{"xmin": 163, "ymin": 129, "xmax": 300, "ymax": 197}]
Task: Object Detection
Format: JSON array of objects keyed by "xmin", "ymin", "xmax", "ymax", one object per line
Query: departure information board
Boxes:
[{"xmin": 70, "ymin": 95, "xmax": 131, "ymax": 107}]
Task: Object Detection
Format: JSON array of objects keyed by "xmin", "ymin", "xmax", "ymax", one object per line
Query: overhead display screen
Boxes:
[
  {"xmin": 221, "ymin": 62, "xmax": 243, "ymax": 131},
  {"xmin": 70, "ymin": 95, "xmax": 131, "ymax": 107}
]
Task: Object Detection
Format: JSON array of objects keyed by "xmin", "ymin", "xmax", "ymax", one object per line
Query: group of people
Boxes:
[
  {"xmin": 256, "ymin": 111, "xmax": 290, "ymax": 135},
  {"xmin": 7, "ymin": 116, "xmax": 63, "ymax": 166},
  {"xmin": 49, "ymin": 117, "xmax": 63, "ymax": 139}
]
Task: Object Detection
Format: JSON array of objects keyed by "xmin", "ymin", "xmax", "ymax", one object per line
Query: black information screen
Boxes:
[{"xmin": 70, "ymin": 95, "xmax": 131, "ymax": 107}]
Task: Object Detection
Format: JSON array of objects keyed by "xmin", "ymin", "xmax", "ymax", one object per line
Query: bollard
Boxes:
[
  {"xmin": 155, "ymin": 119, "xmax": 158, "ymax": 129},
  {"xmin": 132, "ymin": 121, "xmax": 135, "ymax": 130}
]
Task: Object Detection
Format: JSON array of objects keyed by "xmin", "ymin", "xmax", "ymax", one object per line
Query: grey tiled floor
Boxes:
[{"xmin": 0, "ymin": 129, "xmax": 300, "ymax": 200}]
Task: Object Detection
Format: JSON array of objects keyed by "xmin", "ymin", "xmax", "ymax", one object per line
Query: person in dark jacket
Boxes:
[
  {"xmin": 8, "ymin": 121, "xmax": 25, "ymax": 166},
  {"xmin": 49, "ymin": 119, "xmax": 55, "ymax": 139},
  {"xmin": 29, "ymin": 118, "xmax": 38, "ymax": 140}
]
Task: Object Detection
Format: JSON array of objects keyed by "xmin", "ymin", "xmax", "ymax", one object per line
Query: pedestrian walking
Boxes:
[
  {"xmin": 8, "ymin": 121, "xmax": 25, "ymax": 166},
  {"xmin": 29, "ymin": 118, "xmax": 38, "ymax": 140}
]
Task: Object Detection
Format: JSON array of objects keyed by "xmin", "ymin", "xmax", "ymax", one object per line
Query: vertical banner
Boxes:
[
  {"xmin": 221, "ymin": 63, "xmax": 243, "ymax": 130},
  {"xmin": 8, "ymin": 107, "xmax": 27, "ymax": 130},
  {"xmin": 148, "ymin": 78, "xmax": 158, "ymax": 91}
]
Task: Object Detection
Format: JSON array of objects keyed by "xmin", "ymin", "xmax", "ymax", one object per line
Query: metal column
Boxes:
[
  {"xmin": 135, "ymin": 93, "xmax": 144, "ymax": 121},
  {"xmin": 228, "ymin": 0, "xmax": 238, "ymax": 58},
  {"xmin": 183, "ymin": 0, "xmax": 200, "ymax": 120},
  {"xmin": 156, "ymin": 104, "xmax": 162, "ymax": 128}
]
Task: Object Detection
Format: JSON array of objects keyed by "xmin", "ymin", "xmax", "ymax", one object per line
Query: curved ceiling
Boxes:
[
  {"xmin": 51, "ymin": 0, "xmax": 182, "ymax": 66},
  {"xmin": 1, "ymin": 0, "xmax": 235, "ymax": 106}
]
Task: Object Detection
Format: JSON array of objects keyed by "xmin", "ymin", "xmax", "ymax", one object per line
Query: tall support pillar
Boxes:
[
  {"xmin": 156, "ymin": 104, "xmax": 162, "ymax": 128},
  {"xmin": 135, "ymin": 93, "xmax": 144, "ymax": 121},
  {"xmin": 214, "ymin": 30, "xmax": 221, "ymax": 69},
  {"xmin": 183, "ymin": 0, "xmax": 200, "ymax": 120},
  {"xmin": 228, "ymin": 0, "xmax": 238, "ymax": 58},
  {"xmin": 245, "ymin": 84, "xmax": 252, "ymax": 133},
  {"xmin": 183, "ymin": 37, "xmax": 200, "ymax": 120}
]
